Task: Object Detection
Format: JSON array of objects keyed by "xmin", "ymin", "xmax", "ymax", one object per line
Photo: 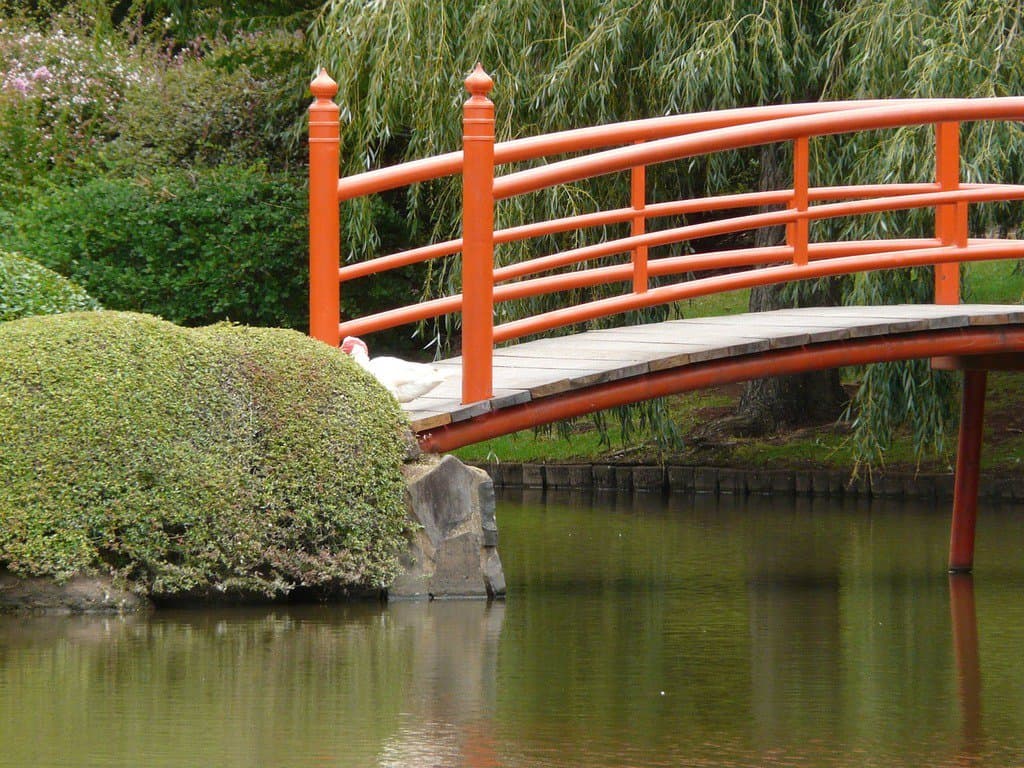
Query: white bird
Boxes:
[{"xmin": 340, "ymin": 336, "xmax": 447, "ymax": 403}]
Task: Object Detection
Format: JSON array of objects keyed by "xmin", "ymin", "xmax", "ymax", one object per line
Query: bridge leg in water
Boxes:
[{"xmin": 948, "ymin": 369, "xmax": 988, "ymax": 573}]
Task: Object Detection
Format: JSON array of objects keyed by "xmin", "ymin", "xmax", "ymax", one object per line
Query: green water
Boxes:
[{"xmin": 2, "ymin": 490, "xmax": 1024, "ymax": 767}]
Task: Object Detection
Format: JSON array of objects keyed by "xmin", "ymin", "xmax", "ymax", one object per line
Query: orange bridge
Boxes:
[{"xmin": 307, "ymin": 66, "xmax": 1024, "ymax": 573}]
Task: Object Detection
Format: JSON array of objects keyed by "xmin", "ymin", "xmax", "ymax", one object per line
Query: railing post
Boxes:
[
  {"xmin": 788, "ymin": 136, "xmax": 809, "ymax": 266},
  {"xmin": 935, "ymin": 121, "xmax": 962, "ymax": 304},
  {"xmin": 631, "ymin": 149, "xmax": 648, "ymax": 293},
  {"xmin": 308, "ymin": 69, "xmax": 341, "ymax": 346},
  {"xmin": 461, "ymin": 64, "xmax": 495, "ymax": 404}
]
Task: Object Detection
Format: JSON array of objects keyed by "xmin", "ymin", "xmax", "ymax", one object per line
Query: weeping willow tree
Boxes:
[
  {"xmin": 818, "ymin": 0, "xmax": 1024, "ymax": 462},
  {"xmin": 310, "ymin": 0, "xmax": 1024, "ymax": 463},
  {"xmin": 0, "ymin": 0, "xmax": 321, "ymax": 37}
]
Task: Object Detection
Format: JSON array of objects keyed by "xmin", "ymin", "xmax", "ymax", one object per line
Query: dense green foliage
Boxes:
[
  {"xmin": 0, "ymin": 9, "xmax": 322, "ymax": 330},
  {"xmin": 0, "ymin": 311, "xmax": 410, "ymax": 598},
  {"xmin": 0, "ymin": 250, "xmax": 100, "ymax": 321},
  {"xmin": 103, "ymin": 27, "xmax": 308, "ymax": 172},
  {"xmin": 3, "ymin": 167, "xmax": 309, "ymax": 329}
]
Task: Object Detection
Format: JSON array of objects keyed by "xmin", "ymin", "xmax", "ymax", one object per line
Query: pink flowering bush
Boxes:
[{"xmin": 0, "ymin": 20, "xmax": 147, "ymax": 205}]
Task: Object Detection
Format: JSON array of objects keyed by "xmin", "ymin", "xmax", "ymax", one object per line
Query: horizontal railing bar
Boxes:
[
  {"xmin": 494, "ymin": 239, "xmax": 941, "ymax": 303},
  {"xmin": 336, "ymin": 100, "xmax": 925, "ymax": 201},
  {"xmin": 336, "ymin": 237, "xmax": 947, "ymax": 337},
  {"xmin": 495, "ymin": 184, "xmax": 1024, "ymax": 282},
  {"xmin": 494, "ymin": 99, "xmax": 1024, "ymax": 200},
  {"xmin": 494, "ymin": 209, "xmax": 796, "ymax": 281},
  {"xmin": 338, "ymin": 238, "xmax": 461, "ymax": 282},
  {"xmin": 338, "ymin": 183, "xmax": 947, "ymax": 282},
  {"xmin": 493, "ymin": 240, "xmax": 1024, "ymax": 342}
]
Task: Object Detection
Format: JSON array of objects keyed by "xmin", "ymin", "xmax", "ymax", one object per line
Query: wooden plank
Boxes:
[
  {"xmin": 648, "ymin": 339, "xmax": 772, "ymax": 371},
  {"xmin": 556, "ymin": 361, "xmax": 652, "ymax": 391},
  {"xmin": 402, "ymin": 303, "xmax": 1024, "ymax": 428},
  {"xmin": 492, "ymin": 356, "xmax": 613, "ymax": 372},
  {"xmin": 407, "ymin": 412, "xmax": 453, "ymax": 431}
]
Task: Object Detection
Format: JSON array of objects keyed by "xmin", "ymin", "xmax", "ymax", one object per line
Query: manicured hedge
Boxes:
[
  {"xmin": 2, "ymin": 166, "xmax": 310, "ymax": 330},
  {"xmin": 0, "ymin": 311, "xmax": 410, "ymax": 599},
  {"xmin": 0, "ymin": 250, "xmax": 100, "ymax": 321}
]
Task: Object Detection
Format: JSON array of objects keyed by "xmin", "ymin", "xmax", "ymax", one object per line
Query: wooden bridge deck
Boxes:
[{"xmin": 403, "ymin": 304, "xmax": 1024, "ymax": 432}]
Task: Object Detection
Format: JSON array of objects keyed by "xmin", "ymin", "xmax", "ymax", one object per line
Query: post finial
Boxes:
[
  {"xmin": 310, "ymin": 68, "xmax": 338, "ymax": 100},
  {"xmin": 464, "ymin": 63, "xmax": 493, "ymax": 99}
]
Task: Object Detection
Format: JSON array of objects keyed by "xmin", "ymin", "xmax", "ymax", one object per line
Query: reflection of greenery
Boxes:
[
  {"xmin": 0, "ymin": 601, "xmax": 504, "ymax": 767},
  {"xmin": 492, "ymin": 494, "xmax": 1024, "ymax": 764},
  {"xmin": 0, "ymin": 607, "xmax": 408, "ymax": 767}
]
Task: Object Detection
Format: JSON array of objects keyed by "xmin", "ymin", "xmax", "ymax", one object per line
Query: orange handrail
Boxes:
[
  {"xmin": 308, "ymin": 66, "xmax": 1024, "ymax": 404},
  {"xmin": 336, "ymin": 99, "xmax": 938, "ymax": 200}
]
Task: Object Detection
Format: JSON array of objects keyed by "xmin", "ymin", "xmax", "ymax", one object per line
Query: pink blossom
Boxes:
[
  {"xmin": 11, "ymin": 76, "xmax": 30, "ymax": 93},
  {"xmin": 31, "ymin": 65, "xmax": 52, "ymax": 81}
]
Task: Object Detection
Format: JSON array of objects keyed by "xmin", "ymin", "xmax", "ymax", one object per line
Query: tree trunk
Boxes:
[{"xmin": 732, "ymin": 145, "xmax": 847, "ymax": 435}]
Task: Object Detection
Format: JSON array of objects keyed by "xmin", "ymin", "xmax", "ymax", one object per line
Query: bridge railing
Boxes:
[{"xmin": 308, "ymin": 66, "xmax": 1024, "ymax": 405}]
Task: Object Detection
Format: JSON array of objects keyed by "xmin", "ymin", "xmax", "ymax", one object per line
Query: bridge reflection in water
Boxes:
[{"xmin": 0, "ymin": 495, "xmax": 1018, "ymax": 767}]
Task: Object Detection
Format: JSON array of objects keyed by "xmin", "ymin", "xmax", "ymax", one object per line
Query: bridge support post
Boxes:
[
  {"xmin": 949, "ymin": 369, "xmax": 987, "ymax": 573},
  {"xmin": 461, "ymin": 64, "xmax": 496, "ymax": 404},
  {"xmin": 308, "ymin": 69, "xmax": 341, "ymax": 347}
]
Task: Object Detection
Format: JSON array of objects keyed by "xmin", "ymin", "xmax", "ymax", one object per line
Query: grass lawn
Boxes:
[{"xmin": 455, "ymin": 260, "xmax": 1024, "ymax": 472}]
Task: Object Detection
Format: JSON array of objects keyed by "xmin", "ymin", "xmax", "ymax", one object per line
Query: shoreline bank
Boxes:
[{"xmin": 467, "ymin": 461, "xmax": 1024, "ymax": 502}]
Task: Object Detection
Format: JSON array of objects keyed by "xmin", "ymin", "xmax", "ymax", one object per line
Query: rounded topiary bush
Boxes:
[
  {"xmin": 0, "ymin": 311, "xmax": 411, "ymax": 600},
  {"xmin": 0, "ymin": 250, "xmax": 100, "ymax": 321}
]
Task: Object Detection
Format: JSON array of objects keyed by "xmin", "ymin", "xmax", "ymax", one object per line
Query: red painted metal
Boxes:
[
  {"xmin": 948, "ymin": 370, "xmax": 988, "ymax": 573},
  {"xmin": 460, "ymin": 65, "xmax": 496, "ymax": 403},
  {"xmin": 935, "ymin": 122, "xmax": 961, "ymax": 304},
  {"xmin": 631, "ymin": 144, "xmax": 648, "ymax": 293},
  {"xmin": 336, "ymin": 238, "xmax": 1019, "ymax": 339},
  {"xmin": 335, "ymin": 100, "xmax": 917, "ymax": 201},
  {"xmin": 489, "ymin": 184, "xmax": 1016, "ymax": 285},
  {"xmin": 336, "ymin": 184, "xmax": 939, "ymax": 284},
  {"xmin": 493, "ymin": 240, "xmax": 1024, "ymax": 343},
  {"xmin": 417, "ymin": 327, "xmax": 1024, "ymax": 452},
  {"xmin": 790, "ymin": 136, "xmax": 809, "ymax": 266},
  {"xmin": 335, "ymin": 181, "xmax": 1017, "ymax": 285},
  {"xmin": 310, "ymin": 68, "xmax": 1024, "ymax": 436},
  {"xmin": 492, "ymin": 99, "xmax": 1024, "ymax": 200},
  {"xmin": 307, "ymin": 69, "xmax": 341, "ymax": 347}
]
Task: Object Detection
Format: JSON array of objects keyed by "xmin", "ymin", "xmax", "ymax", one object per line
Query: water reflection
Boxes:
[
  {"xmin": 950, "ymin": 574, "xmax": 982, "ymax": 751},
  {"xmin": 1, "ymin": 492, "xmax": 1023, "ymax": 767},
  {"xmin": 0, "ymin": 601, "xmax": 505, "ymax": 768}
]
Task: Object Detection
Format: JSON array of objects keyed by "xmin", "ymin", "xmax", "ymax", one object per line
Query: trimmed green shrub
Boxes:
[
  {"xmin": 2, "ymin": 166, "xmax": 309, "ymax": 329},
  {"xmin": 0, "ymin": 311, "xmax": 411, "ymax": 599},
  {"xmin": 0, "ymin": 250, "xmax": 100, "ymax": 320}
]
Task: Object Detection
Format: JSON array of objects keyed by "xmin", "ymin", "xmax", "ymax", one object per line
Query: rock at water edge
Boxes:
[{"xmin": 392, "ymin": 455, "xmax": 506, "ymax": 601}]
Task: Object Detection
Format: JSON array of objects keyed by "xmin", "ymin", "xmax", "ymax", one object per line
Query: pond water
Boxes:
[{"xmin": 2, "ymin": 490, "xmax": 1024, "ymax": 767}]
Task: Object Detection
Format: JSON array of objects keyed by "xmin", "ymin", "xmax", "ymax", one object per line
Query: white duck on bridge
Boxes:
[{"xmin": 341, "ymin": 336, "xmax": 447, "ymax": 403}]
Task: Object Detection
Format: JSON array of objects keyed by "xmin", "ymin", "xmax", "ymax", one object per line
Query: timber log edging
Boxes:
[{"xmin": 467, "ymin": 462, "xmax": 1024, "ymax": 502}]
